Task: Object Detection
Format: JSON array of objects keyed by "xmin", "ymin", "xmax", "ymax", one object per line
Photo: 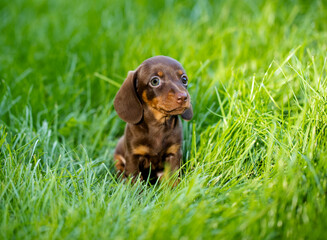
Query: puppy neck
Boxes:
[{"xmin": 142, "ymin": 105, "xmax": 175, "ymax": 127}]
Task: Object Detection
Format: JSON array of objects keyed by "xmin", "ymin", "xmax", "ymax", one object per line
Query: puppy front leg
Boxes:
[
  {"xmin": 165, "ymin": 145, "xmax": 182, "ymax": 172},
  {"xmin": 125, "ymin": 155, "xmax": 142, "ymax": 182},
  {"xmin": 159, "ymin": 149, "xmax": 182, "ymax": 186},
  {"xmin": 165, "ymin": 153, "xmax": 182, "ymax": 174}
]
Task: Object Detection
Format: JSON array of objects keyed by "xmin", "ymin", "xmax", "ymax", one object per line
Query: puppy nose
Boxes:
[{"xmin": 177, "ymin": 92, "xmax": 188, "ymax": 104}]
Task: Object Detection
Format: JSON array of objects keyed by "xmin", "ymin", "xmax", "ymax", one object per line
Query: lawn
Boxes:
[{"xmin": 1, "ymin": 0, "xmax": 327, "ymax": 239}]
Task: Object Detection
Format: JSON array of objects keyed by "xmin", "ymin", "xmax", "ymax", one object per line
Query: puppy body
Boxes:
[{"xmin": 114, "ymin": 56, "xmax": 192, "ymax": 184}]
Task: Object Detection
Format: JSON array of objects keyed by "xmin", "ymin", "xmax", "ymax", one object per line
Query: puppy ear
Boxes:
[
  {"xmin": 181, "ymin": 104, "xmax": 193, "ymax": 121},
  {"xmin": 114, "ymin": 71, "xmax": 143, "ymax": 124}
]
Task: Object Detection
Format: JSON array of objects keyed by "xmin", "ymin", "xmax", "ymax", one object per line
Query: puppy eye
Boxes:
[
  {"xmin": 150, "ymin": 77, "xmax": 160, "ymax": 87},
  {"xmin": 181, "ymin": 76, "xmax": 188, "ymax": 86}
]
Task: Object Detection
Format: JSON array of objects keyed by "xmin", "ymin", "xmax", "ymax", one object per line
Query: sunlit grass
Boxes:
[{"xmin": 1, "ymin": 0, "xmax": 327, "ymax": 239}]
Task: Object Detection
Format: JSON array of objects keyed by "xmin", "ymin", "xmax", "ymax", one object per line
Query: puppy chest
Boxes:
[
  {"xmin": 133, "ymin": 141, "xmax": 182, "ymax": 171},
  {"xmin": 132, "ymin": 136, "xmax": 182, "ymax": 157}
]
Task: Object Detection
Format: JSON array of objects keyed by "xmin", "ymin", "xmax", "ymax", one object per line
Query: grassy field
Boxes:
[{"xmin": 1, "ymin": 0, "xmax": 327, "ymax": 239}]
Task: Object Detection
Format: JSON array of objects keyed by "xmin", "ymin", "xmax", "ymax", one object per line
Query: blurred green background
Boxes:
[{"xmin": 1, "ymin": 0, "xmax": 327, "ymax": 239}]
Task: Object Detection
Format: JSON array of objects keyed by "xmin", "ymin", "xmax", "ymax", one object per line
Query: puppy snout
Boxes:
[{"xmin": 177, "ymin": 92, "xmax": 188, "ymax": 104}]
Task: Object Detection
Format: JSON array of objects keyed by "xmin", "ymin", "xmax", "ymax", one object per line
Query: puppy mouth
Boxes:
[
  {"xmin": 158, "ymin": 105, "xmax": 190, "ymax": 115},
  {"xmin": 152, "ymin": 97, "xmax": 191, "ymax": 116}
]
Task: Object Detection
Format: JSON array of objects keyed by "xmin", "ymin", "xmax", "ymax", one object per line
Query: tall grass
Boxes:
[{"xmin": 1, "ymin": 0, "xmax": 327, "ymax": 239}]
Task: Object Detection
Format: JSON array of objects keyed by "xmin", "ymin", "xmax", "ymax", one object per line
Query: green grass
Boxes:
[{"xmin": 1, "ymin": 0, "xmax": 327, "ymax": 239}]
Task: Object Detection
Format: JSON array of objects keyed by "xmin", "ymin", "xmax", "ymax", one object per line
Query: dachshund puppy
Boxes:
[{"xmin": 113, "ymin": 56, "xmax": 193, "ymax": 184}]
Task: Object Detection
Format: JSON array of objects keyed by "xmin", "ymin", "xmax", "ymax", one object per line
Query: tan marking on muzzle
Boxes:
[
  {"xmin": 142, "ymin": 91, "xmax": 159, "ymax": 108},
  {"xmin": 142, "ymin": 91, "xmax": 166, "ymax": 122}
]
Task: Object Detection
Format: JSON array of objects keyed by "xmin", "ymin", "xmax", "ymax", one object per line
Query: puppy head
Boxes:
[{"xmin": 114, "ymin": 56, "xmax": 193, "ymax": 124}]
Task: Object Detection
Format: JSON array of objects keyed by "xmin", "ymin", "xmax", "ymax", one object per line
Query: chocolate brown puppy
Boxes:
[{"xmin": 113, "ymin": 56, "xmax": 193, "ymax": 184}]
